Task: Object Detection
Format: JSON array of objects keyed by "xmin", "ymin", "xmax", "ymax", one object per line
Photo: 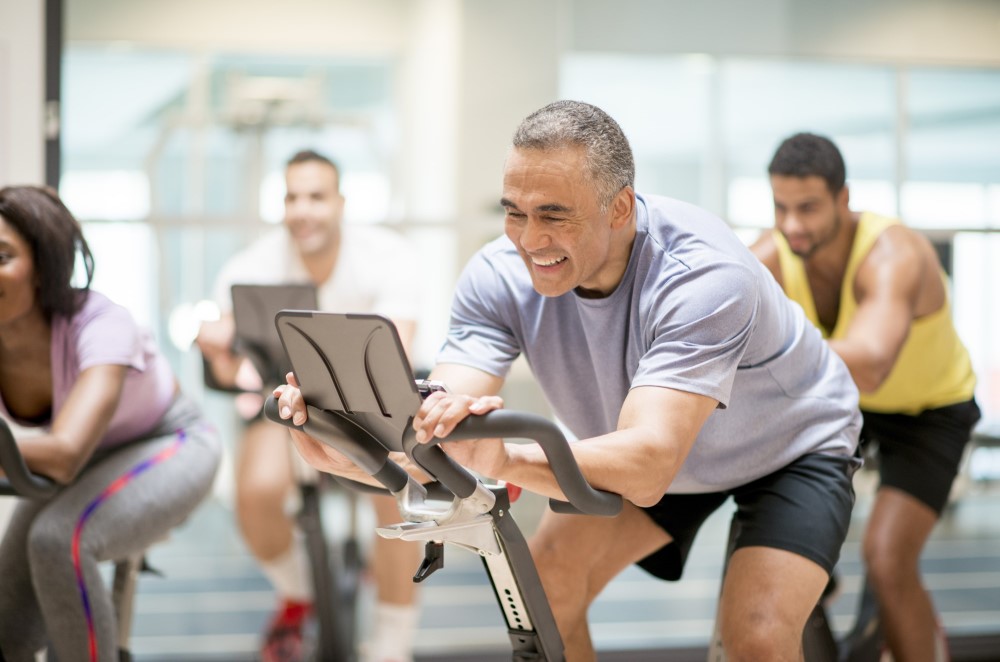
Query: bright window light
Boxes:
[
  {"xmin": 901, "ymin": 182, "xmax": 988, "ymax": 229},
  {"xmin": 727, "ymin": 177, "xmax": 772, "ymax": 229},
  {"xmin": 60, "ymin": 171, "xmax": 150, "ymax": 221},
  {"xmin": 849, "ymin": 180, "xmax": 896, "ymax": 218}
]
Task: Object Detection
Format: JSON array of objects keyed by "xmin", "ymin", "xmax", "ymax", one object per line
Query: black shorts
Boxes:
[
  {"xmin": 636, "ymin": 452, "xmax": 858, "ymax": 581},
  {"xmin": 861, "ymin": 398, "xmax": 981, "ymax": 514}
]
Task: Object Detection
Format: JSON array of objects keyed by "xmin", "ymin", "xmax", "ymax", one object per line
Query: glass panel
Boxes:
[
  {"xmin": 722, "ymin": 59, "xmax": 896, "ymax": 229},
  {"xmin": 61, "ymin": 45, "xmax": 398, "ymax": 393},
  {"xmin": 904, "ymin": 69, "xmax": 1000, "ymax": 228},
  {"xmin": 953, "ymin": 232, "xmax": 1000, "ymax": 425},
  {"xmin": 561, "ymin": 53, "xmax": 714, "ymax": 207},
  {"xmin": 80, "ymin": 222, "xmax": 156, "ymax": 329}
]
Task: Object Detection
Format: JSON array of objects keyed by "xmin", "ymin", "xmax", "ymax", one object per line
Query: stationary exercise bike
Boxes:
[
  {"xmin": 203, "ymin": 284, "xmax": 365, "ymax": 661},
  {"xmin": 0, "ymin": 417, "xmax": 154, "ymax": 662},
  {"xmin": 262, "ymin": 310, "xmax": 623, "ymax": 662}
]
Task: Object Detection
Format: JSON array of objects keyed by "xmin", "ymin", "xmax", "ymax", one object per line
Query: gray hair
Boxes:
[{"xmin": 512, "ymin": 100, "xmax": 635, "ymax": 211}]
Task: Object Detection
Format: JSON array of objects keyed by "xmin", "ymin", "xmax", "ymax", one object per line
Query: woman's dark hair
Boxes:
[{"xmin": 0, "ymin": 185, "xmax": 94, "ymax": 320}]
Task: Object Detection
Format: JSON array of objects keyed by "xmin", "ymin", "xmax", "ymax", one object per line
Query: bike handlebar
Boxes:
[
  {"xmin": 262, "ymin": 395, "xmax": 412, "ymax": 493},
  {"xmin": 263, "ymin": 394, "xmax": 622, "ymax": 517},
  {"xmin": 0, "ymin": 418, "xmax": 58, "ymax": 499},
  {"xmin": 406, "ymin": 410, "xmax": 622, "ymax": 517}
]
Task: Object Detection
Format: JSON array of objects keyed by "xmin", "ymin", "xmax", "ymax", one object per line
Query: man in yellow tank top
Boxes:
[{"xmin": 751, "ymin": 133, "xmax": 981, "ymax": 662}]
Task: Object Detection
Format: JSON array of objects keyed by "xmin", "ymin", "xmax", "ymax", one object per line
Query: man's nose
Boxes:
[
  {"xmin": 779, "ymin": 212, "xmax": 803, "ymax": 234},
  {"xmin": 520, "ymin": 217, "xmax": 549, "ymax": 251}
]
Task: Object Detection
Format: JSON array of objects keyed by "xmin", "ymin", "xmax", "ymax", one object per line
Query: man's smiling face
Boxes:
[{"xmin": 501, "ymin": 146, "xmax": 626, "ymax": 298}]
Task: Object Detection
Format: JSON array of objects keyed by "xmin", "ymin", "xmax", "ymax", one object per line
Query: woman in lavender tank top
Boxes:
[{"xmin": 0, "ymin": 186, "xmax": 221, "ymax": 662}]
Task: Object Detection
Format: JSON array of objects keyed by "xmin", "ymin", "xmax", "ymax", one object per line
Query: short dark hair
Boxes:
[
  {"xmin": 512, "ymin": 100, "xmax": 635, "ymax": 212},
  {"xmin": 0, "ymin": 185, "xmax": 94, "ymax": 320},
  {"xmin": 286, "ymin": 149, "xmax": 341, "ymax": 188},
  {"xmin": 768, "ymin": 133, "xmax": 846, "ymax": 195}
]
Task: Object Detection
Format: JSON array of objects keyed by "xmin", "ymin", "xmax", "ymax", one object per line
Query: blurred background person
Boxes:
[
  {"xmin": 196, "ymin": 150, "xmax": 423, "ymax": 662},
  {"xmin": 752, "ymin": 133, "xmax": 981, "ymax": 662}
]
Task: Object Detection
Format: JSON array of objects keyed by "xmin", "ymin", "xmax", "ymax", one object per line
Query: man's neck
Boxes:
[
  {"xmin": 300, "ymin": 237, "xmax": 341, "ymax": 286},
  {"xmin": 804, "ymin": 211, "xmax": 860, "ymax": 281}
]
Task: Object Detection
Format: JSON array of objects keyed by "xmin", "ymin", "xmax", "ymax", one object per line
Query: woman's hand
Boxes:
[{"xmin": 412, "ymin": 391, "xmax": 509, "ymax": 479}]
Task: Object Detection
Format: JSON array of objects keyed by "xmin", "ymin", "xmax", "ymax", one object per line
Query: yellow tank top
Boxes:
[{"xmin": 774, "ymin": 212, "xmax": 975, "ymax": 414}]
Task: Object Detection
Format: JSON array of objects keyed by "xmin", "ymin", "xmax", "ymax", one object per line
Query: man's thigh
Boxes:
[
  {"xmin": 529, "ymin": 501, "xmax": 671, "ymax": 605},
  {"xmin": 236, "ymin": 419, "xmax": 295, "ymax": 496},
  {"xmin": 720, "ymin": 545, "xmax": 829, "ymax": 643}
]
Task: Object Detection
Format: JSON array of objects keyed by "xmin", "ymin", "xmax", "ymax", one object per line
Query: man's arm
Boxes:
[
  {"xmin": 830, "ymin": 227, "xmax": 923, "ymax": 392},
  {"xmin": 414, "ymin": 383, "xmax": 718, "ymax": 507},
  {"xmin": 195, "ymin": 314, "xmax": 264, "ymax": 391},
  {"xmin": 275, "ymin": 363, "xmax": 504, "ymax": 485},
  {"xmin": 195, "ymin": 314, "xmax": 241, "ymax": 387}
]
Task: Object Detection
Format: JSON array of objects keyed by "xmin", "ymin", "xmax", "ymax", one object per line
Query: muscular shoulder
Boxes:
[
  {"xmin": 855, "ymin": 219, "xmax": 940, "ymax": 311},
  {"xmin": 749, "ymin": 231, "xmax": 782, "ymax": 287},
  {"xmin": 859, "ymin": 222, "xmax": 926, "ymax": 279}
]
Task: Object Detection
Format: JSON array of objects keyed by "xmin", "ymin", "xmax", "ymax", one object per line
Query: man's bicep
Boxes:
[
  {"xmin": 619, "ymin": 385, "xmax": 718, "ymax": 453},
  {"xmin": 848, "ymin": 240, "xmax": 921, "ymax": 362},
  {"xmin": 428, "ymin": 363, "xmax": 505, "ymax": 398},
  {"xmin": 842, "ymin": 292, "xmax": 912, "ymax": 366}
]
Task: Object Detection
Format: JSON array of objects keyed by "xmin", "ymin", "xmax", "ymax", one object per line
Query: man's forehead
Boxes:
[
  {"xmin": 505, "ymin": 144, "xmax": 586, "ymax": 170},
  {"xmin": 772, "ymin": 175, "xmax": 831, "ymax": 197}
]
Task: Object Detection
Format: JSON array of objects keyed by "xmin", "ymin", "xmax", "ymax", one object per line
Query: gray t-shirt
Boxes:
[{"xmin": 436, "ymin": 193, "xmax": 861, "ymax": 493}]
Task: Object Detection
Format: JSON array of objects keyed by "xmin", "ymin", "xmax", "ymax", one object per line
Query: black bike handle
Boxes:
[
  {"xmin": 0, "ymin": 419, "xmax": 58, "ymax": 499},
  {"xmin": 263, "ymin": 395, "xmax": 410, "ymax": 493},
  {"xmin": 407, "ymin": 409, "xmax": 623, "ymax": 517}
]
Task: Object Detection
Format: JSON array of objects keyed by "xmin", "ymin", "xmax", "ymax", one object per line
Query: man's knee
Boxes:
[
  {"xmin": 862, "ymin": 529, "xmax": 921, "ymax": 590},
  {"xmin": 721, "ymin": 614, "xmax": 800, "ymax": 661},
  {"xmin": 529, "ymin": 533, "xmax": 596, "ymax": 618},
  {"xmin": 236, "ymin": 441, "xmax": 294, "ymax": 515}
]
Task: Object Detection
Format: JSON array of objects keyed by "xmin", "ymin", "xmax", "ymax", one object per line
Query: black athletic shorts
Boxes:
[
  {"xmin": 636, "ymin": 451, "xmax": 859, "ymax": 581},
  {"xmin": 861, "ymin": 398, "xmax": 981, "ymax": 514}
]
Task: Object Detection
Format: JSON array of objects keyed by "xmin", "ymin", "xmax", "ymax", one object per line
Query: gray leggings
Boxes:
[{"xmin": 0, "ymin": 394, "xmax": 221, "ymax": 662}]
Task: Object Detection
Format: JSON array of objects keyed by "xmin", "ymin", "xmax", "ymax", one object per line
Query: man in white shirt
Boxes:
[{"xmin": 197, "ymin": 150, "xmax": 422, "ymax": 662}]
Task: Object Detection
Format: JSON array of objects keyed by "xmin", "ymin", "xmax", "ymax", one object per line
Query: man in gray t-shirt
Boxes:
[{"xmin": 278, "ymin": 101, "xmax": 861, "ymax": 660}]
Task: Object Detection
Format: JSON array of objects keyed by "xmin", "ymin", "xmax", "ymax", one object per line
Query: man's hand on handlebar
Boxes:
[
  {"xmin": 272, "ymin": 374, "xmax": 364, "ymax": 478},
  {"xmin": 271, "ymin": 373, "xmax": 511, "ymax": 482},
  {"xmin": 412, "ymin": 391, "xmax": 509, "ymax": 479}
]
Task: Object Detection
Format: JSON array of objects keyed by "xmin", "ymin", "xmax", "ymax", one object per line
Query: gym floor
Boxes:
[{"xmin": 119, "ymin": 449, "xmax": 1000, "ymax": 661}]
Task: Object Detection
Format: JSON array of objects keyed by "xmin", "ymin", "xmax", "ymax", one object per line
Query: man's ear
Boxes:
[
  {"xmin": 837, "ymin": 185, "xmax": 850, "ymax": 211},
  {"xmin": 610, "ymin": 186, "xmax": 636, "ymax": 229}
]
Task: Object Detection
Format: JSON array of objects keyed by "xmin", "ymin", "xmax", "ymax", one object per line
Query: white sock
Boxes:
[
  {"xmin": 363, "ymin": 602, "xmax": 420, "ymax": 662},
  {"xmin": 258, "ymin": 531, "xmax": 313, "ymax": 603}
]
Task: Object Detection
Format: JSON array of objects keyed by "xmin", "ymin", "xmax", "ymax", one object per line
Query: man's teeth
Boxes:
[{"xmin": 532, "ymin": 256, "xmax": 566, "ymax": 266}]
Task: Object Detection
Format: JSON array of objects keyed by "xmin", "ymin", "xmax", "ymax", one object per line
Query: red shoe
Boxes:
[{"xmin": 261, "ymin": 600, "xmax": 313, "ymax": 662}]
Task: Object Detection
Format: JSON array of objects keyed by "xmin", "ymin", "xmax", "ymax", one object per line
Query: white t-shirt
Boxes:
[{"xmin": 212, "ymin": 224, "xmax": 420, "ymax": 323}]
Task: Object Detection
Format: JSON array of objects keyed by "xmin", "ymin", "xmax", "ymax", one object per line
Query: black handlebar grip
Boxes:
[
  {"xmin": 413, "ymin": 410, "xmax": 622, "ymax": 517},
  {"xmin": 0, "ymin": 419, "xmax": 57, "ymax": 499},
  {"xmin": 407, "ymin": 430, "xmax": 480, "ymax": 500},
  {"xmin": 262, "ymin": 395, "xmax": 409, "ymax": 493},
  {"xmin": 263, "ymin": 394, "xmax": 295, "ymax": 430}
]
